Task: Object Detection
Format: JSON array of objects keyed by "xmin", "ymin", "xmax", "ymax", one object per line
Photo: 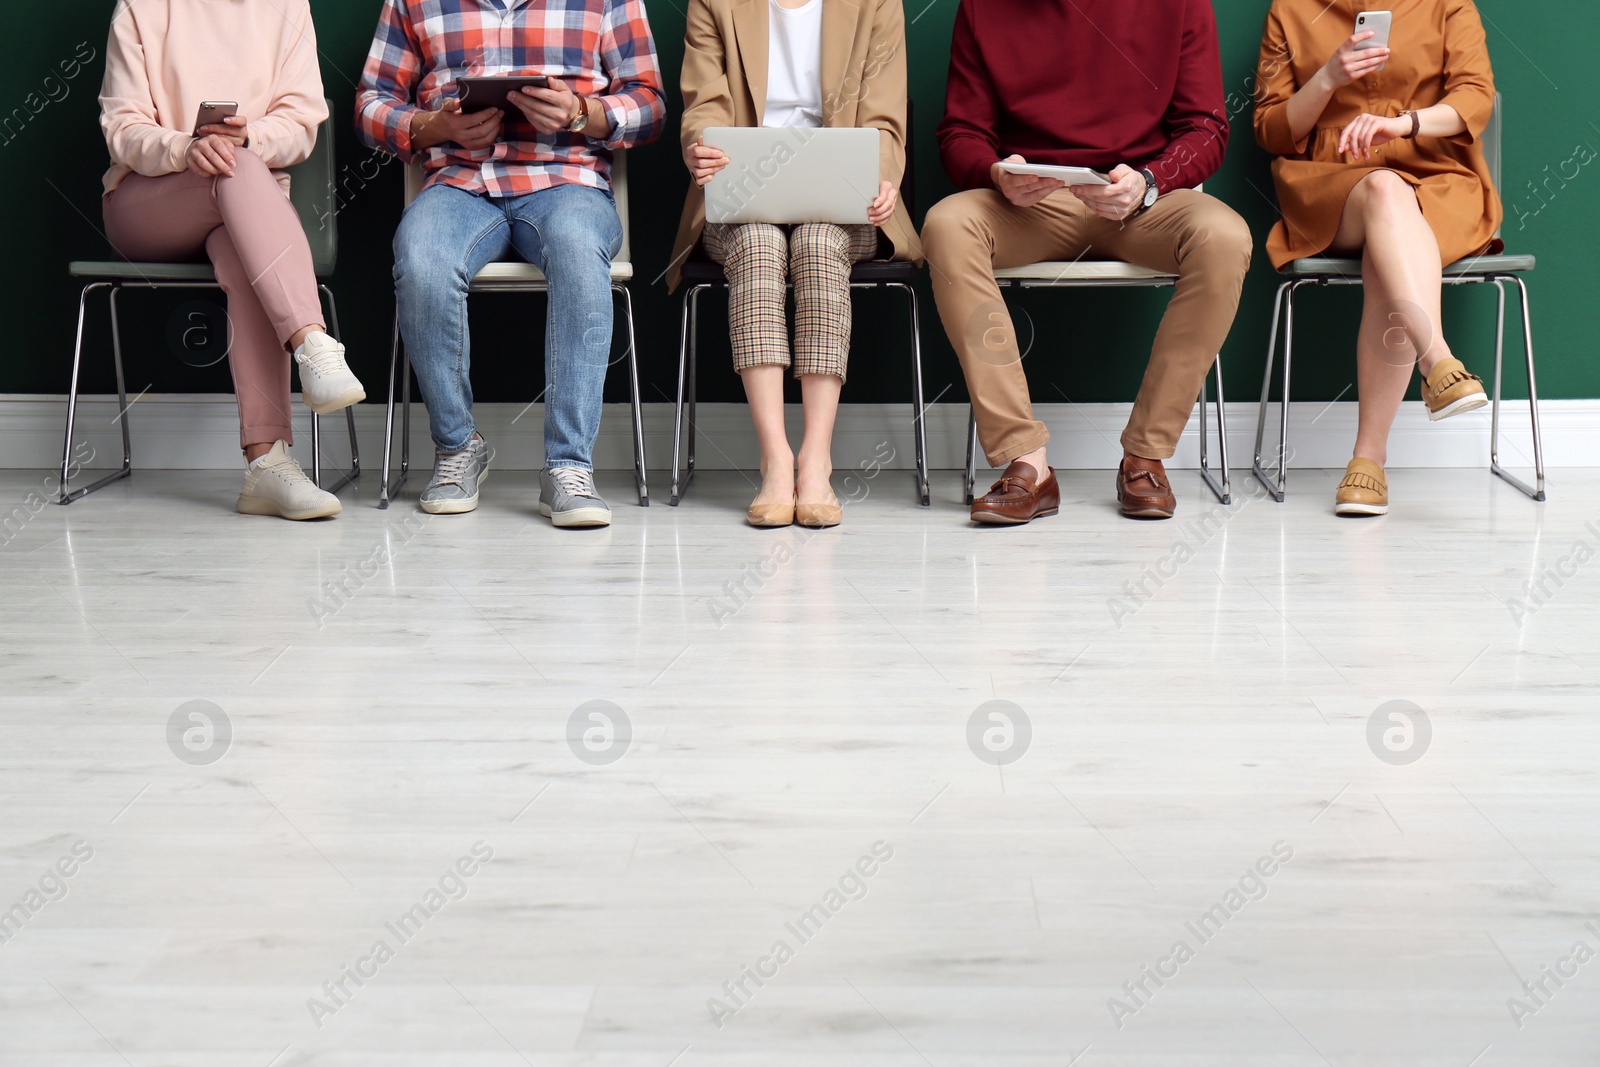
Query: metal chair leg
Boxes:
[
  {"xmin": 1252, "ymin": 280, "xmax": 1294, "ymax": 501},
  {"xmin": 670, "ymin": 286, "xmax": 705, "ymax": 506},
  {"xmin": 1199, "ymin": 355, "xmax": 1230, "ymax": 504},
  {"xmin": 380, "ymin": 316, "xmax": 405, "ymax": 509},
  {"xmin": 1491, "ymin": 276, "xmax": 1546, "ymax": 501},
  {"xmin": 670, "ymin": 286, "xmax": 691, "ymax": 506},
  {"xmin": 686, "ymin": 287, "xmax": 700, "ymax": 499},
  {"xmin": 615, "ymin": 283, "xmax": 648, "ymax": 506},
  {"xmin": 900, "ymin": 283, "xmax": 931, "ymax": 507},
  {"xmin": 59, "ymin": 282, "xmax": 129, "ymax": 504},
  {"xmin": 312, "ymin": 284, "xmax": 360, "ymax": 495},
  {"xmin": 964, "ymin": 408, "xmax": 978, "ymax": 506}
]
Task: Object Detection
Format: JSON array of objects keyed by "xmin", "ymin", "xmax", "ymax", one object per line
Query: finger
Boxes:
[
  {"xmin": 545, "ymin": 76, "xmax": 569, "ymax": 94},
  {"xmin": 443, "ymin": 98, "xmax": 463, "ymax": 114}
]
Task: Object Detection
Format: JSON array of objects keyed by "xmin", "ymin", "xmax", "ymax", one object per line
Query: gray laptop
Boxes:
[{"xmin": 703, "ymin": 126, "xmax": 880, "ymax": 225}]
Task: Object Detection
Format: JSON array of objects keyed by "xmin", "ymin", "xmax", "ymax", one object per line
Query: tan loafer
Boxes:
[
  {"xmin": 1335, "ymin": 458, "xmax": 1388, "ymax": 516},
  {"xmin": 1422, "ymin": 356, "xmax": 1488, "ymax": 421}
]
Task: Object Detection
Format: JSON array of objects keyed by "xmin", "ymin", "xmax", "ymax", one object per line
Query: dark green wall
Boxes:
[{"xmin": 5, "ymin": 1, "xmax": 1596, "ymax": 413}]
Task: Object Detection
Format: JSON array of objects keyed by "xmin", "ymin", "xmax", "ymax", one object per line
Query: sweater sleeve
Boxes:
[
  {"xmin": 99, "ymin": 0, "xmax": 191, "ymax": 178},
  {"xmin": 936, "ymin": 0, "xmax": 1002, "ymax": 192},
  {"xmin": 1142, "ymin": 0, "xmax": 1228, "ymax": 191},
  {"xmin": 1437, "ymin": 0, "xmax": 1495, "ymax": 146},
  {"xmin": 1252, "ymin": 3, "xmax": 1308, "ymax": 157},
  {"xmin": 246, "ymin": 0, "xmax": 328, "ymax": 169}
]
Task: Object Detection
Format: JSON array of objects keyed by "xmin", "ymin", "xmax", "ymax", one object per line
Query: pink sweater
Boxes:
[{"xmin": 99, "ymin": 0, "xmax": 329, "ymax": 196}]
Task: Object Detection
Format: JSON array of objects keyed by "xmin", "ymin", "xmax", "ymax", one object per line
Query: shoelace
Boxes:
[
  {"xmin": 296, "ymin": 340, "xmax": 347, "ymax": 375},
  {"xmin": 261, "ymin": 454, "xmax": 312, "ymax": 487},
  {"xmin": 549, "ymin": 466, "xmax": 599, "ymax": 499},
  {"xmin": 431, "ymin": 444, "xmax": 478, "ymax": 488}
]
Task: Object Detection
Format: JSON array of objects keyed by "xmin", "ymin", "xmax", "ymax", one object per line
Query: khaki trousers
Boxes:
[{"xmin": 921, "ymin": 187, "xmax": 1252, "ymax": 465}]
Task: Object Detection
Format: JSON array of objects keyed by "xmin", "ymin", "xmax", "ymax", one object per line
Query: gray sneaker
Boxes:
[
  {"xmin": 421, "ymin": 434, "xmax": 491, "ymax": 514},
  {"xmin": 539, "ymin": 467, "xmax": 611, "ymax": 527}
]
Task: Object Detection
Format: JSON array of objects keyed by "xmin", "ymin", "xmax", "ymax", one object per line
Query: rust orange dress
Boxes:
[{"xmin": 1253, "ymin": 0, "xmax": 1503, "ymax": 269}]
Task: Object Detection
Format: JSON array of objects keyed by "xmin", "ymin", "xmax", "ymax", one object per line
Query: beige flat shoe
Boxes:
[
  {"xmin": 1422, "ymin": 356, "xmax": 1488, "ymax": 421},
  {"xmin": 747, "ymin": 496, "xmax": 795, "ymax": 527},
  {"xmin": 1334, "ymin": 458, "xmax": 1389, "ymax": 516},
  {"xmin": 795, "ymin": 500, "xmax": 842, "ymax": 528}
]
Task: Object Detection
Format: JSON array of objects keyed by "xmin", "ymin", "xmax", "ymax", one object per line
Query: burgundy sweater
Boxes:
[{"xmin": 937, "ymin": 0, "xmax": 1229, "ymax": 194}]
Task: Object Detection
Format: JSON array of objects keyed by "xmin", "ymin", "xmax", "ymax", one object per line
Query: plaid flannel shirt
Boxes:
[{"xmin": 355, "ymin": 0, "xmax": 665, "ymax": 197}]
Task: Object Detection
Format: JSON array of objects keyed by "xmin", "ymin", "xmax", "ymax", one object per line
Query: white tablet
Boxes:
[
  {"xmin": 996, "ymin": 162, "xmax": 1111, "ymax": 186},
  {"xmin": 703, "ymin": 126, "xmax": 880, "ymax": 225}
]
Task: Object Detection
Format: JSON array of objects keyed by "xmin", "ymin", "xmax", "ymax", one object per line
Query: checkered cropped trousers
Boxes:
[{"xmin": 702, "ymin": 222, "xmax": 879, "ymax": 380}]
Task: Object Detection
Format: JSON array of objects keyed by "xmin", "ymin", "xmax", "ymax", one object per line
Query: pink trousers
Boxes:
[{"xmin": 102, "ymin": 150, "xmax": 324, "ymax": 449}]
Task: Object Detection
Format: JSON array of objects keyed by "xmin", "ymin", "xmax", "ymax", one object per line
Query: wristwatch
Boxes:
[
  {"xmin": 1133, "ymin": 168, "xmax": 1159, "ymax": 217},
  {"xmin": 567, "ymin": 98, "xmax": 590, "ymax": 134},
  {"xmin": 1399, "ymin": 109, "xmax": 1420, "ymax": 139}
]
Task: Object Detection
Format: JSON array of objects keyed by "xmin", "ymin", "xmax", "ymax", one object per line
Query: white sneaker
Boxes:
[
  {"xmin": 294, "ymin": 331, "xmax": 366, "ymax": 415},
  {"xmin": 236, "ymin": 441, "xmax": 342, "ymax": 520}
]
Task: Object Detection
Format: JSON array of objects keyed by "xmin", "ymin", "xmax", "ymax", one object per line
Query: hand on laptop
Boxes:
[
  {"xmin": 686, "ymin": 136, "xmax": 730, "ymax": 186},
  {"xmin": 991, "ymin": 154, "xmax": 1064, "ymax": 208},
  {"xmin": 1070, "ymin": 164, "xmax": 1145, "ymax": 221},
  {"xmin": 867, "ymin": 181, "xmax": 897, "ymax": 226}
]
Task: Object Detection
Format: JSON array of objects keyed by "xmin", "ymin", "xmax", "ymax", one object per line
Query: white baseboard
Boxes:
[{"xmin": 0, "ymin": 394, "xmax": 1591, "ymax": 472}]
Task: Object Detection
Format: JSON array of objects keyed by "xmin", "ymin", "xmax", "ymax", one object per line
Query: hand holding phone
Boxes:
[
  {"xmin": 1323, "ymin": 13, "xmax": 1392, "ymax": 88},
  {"xmin": 1353, "ymin": 10, "xmax": 1393, "ymax": 71},
  {"xmin": 193, "ymin": 101, "xmax": 239, "ymax": 137}
]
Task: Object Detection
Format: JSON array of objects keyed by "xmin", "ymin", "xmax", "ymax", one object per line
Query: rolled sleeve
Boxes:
[
  {"xmin": 593, "ymin": 0, "xmax": 666, "ymax": 150},
  {"xmin": 354, "ymin": 0, "xmax": 426, "ymax": 160},
  {"xmin": 1437, "ymin": 0, "xmax": 1495, "ymax": 145},
  {"xmin": 1253, "ymin": 7, "xmax": 1308, "ymax": 157}
]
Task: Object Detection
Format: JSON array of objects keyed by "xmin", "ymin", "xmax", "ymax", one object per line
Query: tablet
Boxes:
[
  {"xmin": 996, "ymin": 162, "xmax": 1111, "ymax": 186},
  {"xmin": 457, "ymin": 75, "xmax": 549, "ymax": 116},
  {"xmin": 703, "ymin": 126, "xmax": 880, "ymax": 225}
]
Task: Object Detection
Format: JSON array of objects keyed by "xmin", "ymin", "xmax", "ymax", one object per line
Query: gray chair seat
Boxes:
[
  {"xmin": 68, "ymin": 261, "xmax": 219, "ymax": 282},
  {"xmin": 468, "ymin": 261, "xmax": 634, "ymax": 288},
  {"xmin": 1283, "ymin": 254, "xmax": 1537, "ymax": 278},
  {"xmin": 994, "ymin": 261, "xmax": 1178, "ymax": 283}
]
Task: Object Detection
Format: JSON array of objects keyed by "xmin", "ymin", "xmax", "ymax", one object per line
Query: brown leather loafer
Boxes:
[
  {"xmin": 1116, "ymin": 456, "xmax": 1176, "ymax": 519},
  {"xmin": 970, "ymin": 461, "xmax": 1060, "ymax": 525}
]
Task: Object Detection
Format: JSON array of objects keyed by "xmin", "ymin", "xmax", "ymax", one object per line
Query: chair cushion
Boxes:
[
  {"xmin": 69, "ymin": 261, "xmax": 218, "ymax": 282},
  {"xmin": 468, "ymin": 261, "xmax": 633, "ymax": 289},
  {"xmin": 993, "ymin": 261, "xmax": 1177, "ymax": 284},
  {"xmin": 1284, "ymin": 253, "xmax": 1536, "ymax": 277}
]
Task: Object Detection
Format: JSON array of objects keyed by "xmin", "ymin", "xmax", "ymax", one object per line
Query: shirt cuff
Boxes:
[{"xmin": 594, "ymin": 94, "xmax": 633, "ymax": 150}]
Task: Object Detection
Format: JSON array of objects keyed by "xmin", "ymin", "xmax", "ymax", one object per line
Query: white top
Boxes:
[{"xmin": 763, "ymin": 0, "xmax": 823, "ymax": 129}]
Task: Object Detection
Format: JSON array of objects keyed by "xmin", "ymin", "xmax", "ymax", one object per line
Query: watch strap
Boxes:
[
  {"xmin": 1400, "ymin": 109, "xmax": 1420, "ymax": 139},
  {"xmin": 1134, "ymin": 168, "xmax": 1159, "ymax": 217}
]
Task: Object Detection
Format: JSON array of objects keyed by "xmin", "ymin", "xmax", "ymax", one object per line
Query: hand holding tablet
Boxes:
[{"xmin": 995, "ymin": 161, "xmax": 1112, "ymax": 186}]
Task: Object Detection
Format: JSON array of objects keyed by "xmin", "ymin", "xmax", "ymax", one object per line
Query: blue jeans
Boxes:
[{"xmin": 394, "ymin": 182, "xmax": 623, "ymax": 467}]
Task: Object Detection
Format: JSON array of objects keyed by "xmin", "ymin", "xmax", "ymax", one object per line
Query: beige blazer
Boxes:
[{"xmin": 667, "ymin": 0, "xmax": 923, "ymax": 292}]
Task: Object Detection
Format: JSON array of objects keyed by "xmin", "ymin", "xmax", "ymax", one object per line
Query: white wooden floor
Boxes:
[{"xmin": 1, "ymin": 465, "xmax": 1597, "ymax": 1066}]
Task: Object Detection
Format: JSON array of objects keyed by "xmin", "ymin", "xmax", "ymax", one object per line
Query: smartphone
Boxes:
[
  {"xmin": 457, "ymin": 75, "xmax": 549, "ymax": 117},
  {"xmin": 1353, "ymin": 10, "xmax": 1392, "ymax": 71},
  {"xmin": 193, "ymin": 101, "xmax": 239, "ymax": 136}
]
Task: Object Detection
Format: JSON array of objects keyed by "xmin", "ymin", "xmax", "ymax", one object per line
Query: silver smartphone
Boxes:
[
  {"xmin": 1354, "ymin": 10, "xmax": 1392, "ymax": 71},
  {"xmin": 193, "ymin": 100, "xmax": 239, "ymax": 136}
]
